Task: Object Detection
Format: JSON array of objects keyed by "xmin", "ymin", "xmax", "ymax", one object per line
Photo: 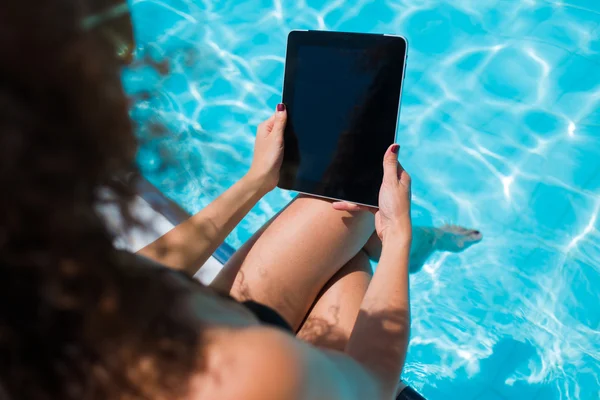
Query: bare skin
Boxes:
[
  {"xmin": 364, "ymin": 225, "xmax": 482, "ymax": 273},
  {"xmin": 189, "ymin": 185, "xmax": 482, "ymax": 400},
  {"xmin": 140, "ymin": 107, "xmax": 481, "ymax": 399},
  {"xmin": 296, "ymin": 250, "xmax": 373, "ymax": 351},
  {"xmin": 211, "ymin": 194, "xmax": 375, "ymax": 331}
]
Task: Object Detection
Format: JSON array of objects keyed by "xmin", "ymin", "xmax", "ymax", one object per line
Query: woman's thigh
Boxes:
[
  {"xmin": 211, "ymin": 195, "xmax": 374, "ymax": 331},
  {"xmin": 296, "ymin": 250, "xmax": 372, "ymax": 351}
]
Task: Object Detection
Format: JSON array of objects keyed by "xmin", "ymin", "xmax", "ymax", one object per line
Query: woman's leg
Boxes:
[
  {"xmin": 211, "ymin": 195, "xmax": 375, "ymax": 331},
  {"xmin": 296, "ymin": 250, "xmax": 373, "ymax": 351},
  {"xmin": 298, "ymin": 251, "xmax": 416, "ymax": 399}
]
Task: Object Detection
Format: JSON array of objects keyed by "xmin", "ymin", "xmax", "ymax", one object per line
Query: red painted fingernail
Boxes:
[
  {"xmin": 277, "ymin": 103, "xmax": 286, "ymax": 112},
  {"xmin": 391, "ymin": 144, "xmax": 400, "ymax": 154}
]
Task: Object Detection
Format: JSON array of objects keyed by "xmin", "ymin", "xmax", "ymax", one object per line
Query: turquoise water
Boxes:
[{"xmin": 127, "ymin": 1, "xmax": 600, "ymax": 399}]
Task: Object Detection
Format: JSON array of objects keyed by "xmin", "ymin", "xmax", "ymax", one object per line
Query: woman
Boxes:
[{"xmin": 0, "ymin": 1, "xmax": 412, "ymax": 399}]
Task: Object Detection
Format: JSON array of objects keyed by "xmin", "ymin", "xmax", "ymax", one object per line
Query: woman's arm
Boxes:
[
  {"xmin": 344, "ymin": 237, "xmax": 411, "ymax": 397},
  {"xmin": 333, "ymin": 144, "xmax": 413, "ymax": 398},
  {"xmin": 137, "ymin": 174, "xmax": 266, "ymax": 274},
  {"xmin": 137, "ymin": 106, "xmax": 287, "ymax": 275}
]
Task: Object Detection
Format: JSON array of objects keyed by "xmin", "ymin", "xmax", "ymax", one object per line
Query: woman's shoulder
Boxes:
[
  {"xmin": 190, "ymin": 325, "xmax": 306, "ymax": 400},
  {"xmin": 192, "ymin": 325, "xmax": 381, "ymax": 400}
]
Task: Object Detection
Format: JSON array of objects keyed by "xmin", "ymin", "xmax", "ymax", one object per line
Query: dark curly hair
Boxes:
[{"xmin": 0, "ymin": 1, "xmax": 202, "ymax": 398}]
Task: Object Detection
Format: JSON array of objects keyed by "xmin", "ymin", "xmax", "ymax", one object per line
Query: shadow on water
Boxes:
[{"xmin": 418, "ymin": 338, "xmax": 559, "ymax": 400}]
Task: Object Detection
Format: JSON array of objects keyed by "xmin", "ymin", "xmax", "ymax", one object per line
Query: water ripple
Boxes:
[{"xmin": 128, "ymin": 1, "xmax": 600, "ymax": 399}]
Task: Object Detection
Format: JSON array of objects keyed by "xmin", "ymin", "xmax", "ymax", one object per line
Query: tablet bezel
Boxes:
[{"xmin": 278, "ymin": 30, "xmax": 408, "ymax": 207}]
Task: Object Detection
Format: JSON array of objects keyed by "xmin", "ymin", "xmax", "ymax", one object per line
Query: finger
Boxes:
[
  {"xmin": 332, "ymin": 202, "xmax": 362, "ymax": 212},
  {"xmin": 261, "ymin": 114, "xmax": 276, "ymax": 133},
  {"xmin": 270, "ymin": 103, "xmax": 287, "ymax": 135},
  {"xmin": 332, "ymin": 202, "xmax": 377, "ymax": 213},
  {"xmin": 383, "ymin": 143, "xmax": 400, "ymax": 184}
]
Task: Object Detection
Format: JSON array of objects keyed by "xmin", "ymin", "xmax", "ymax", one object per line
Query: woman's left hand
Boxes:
[{"xmin": 248, "ymin": 104, "xmax": 287, "ymax": 194}]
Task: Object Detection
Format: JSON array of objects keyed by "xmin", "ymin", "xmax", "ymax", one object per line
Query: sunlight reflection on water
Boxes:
[{"xmin": 127, "ymin": 1, "xmax": 600, "ymax": 399}]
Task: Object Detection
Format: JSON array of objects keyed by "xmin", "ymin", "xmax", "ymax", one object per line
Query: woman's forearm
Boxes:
[
  {"xmin": 345, "ymin": 233, "xmax": 411, "ymax": 399},
  {"xmin": 137, "ymin": 174, "xmax": 266, "ymax": 275}
]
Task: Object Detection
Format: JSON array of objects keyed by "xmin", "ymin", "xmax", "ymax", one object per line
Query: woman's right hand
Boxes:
[{"xmin": 332, "ymin": 144, "xmax": 412, "ymax": 244}]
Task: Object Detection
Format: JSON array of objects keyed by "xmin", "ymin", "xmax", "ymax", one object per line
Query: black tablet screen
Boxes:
[{"xmin": 279, "ymin": 31, "xmax": 407, "ymax": 207}]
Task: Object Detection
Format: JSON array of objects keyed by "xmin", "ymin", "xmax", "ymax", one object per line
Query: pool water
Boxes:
[{"xmin": 127, "ymin": 1, "xmax": 600, "ymax": 399}]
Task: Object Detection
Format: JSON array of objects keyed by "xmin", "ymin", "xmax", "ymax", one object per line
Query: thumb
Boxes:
[
  {"xmin": 383, "ymin": 144, "xmax": 400, "ymax": 183},
  {"xmin": 272, "ymin": 103, "xmax": 287, "ymax": 134}
]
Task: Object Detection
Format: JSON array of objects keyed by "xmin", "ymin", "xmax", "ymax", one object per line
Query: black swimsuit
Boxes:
[
  {"xmin": 239, "ymin": 300, "xmax": 293, "ymax": 332},
  {"xmin": 210, "ymin": 286, "xmax": 293, "ymax": 332}
]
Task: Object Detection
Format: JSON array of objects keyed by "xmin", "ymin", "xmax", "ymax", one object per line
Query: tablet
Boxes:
[{"xmin": 278, "ymin": 30, "xmax": 408, "ymax": 207}]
